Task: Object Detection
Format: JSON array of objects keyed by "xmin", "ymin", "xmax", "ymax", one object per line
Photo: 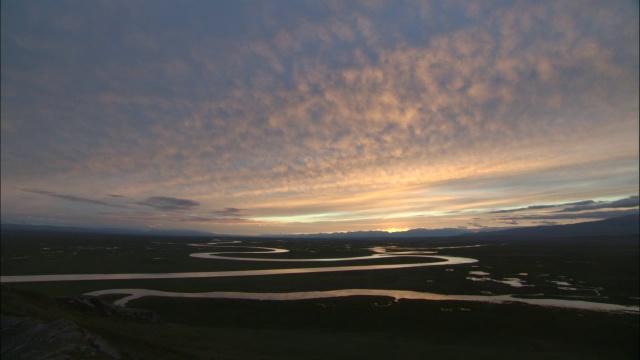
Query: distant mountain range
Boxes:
[
  {"xmin": 471, "ymin": 213, "xmax": 639, "ymax": 238},
  {"xmin": 269, "ymin": 214, "xmax": 639, "ymax": 239},
  {"xmin": 268, "ymin": 227, "xmax": 475, "ymax": 239},
  {"xmin": 1, "ymin": 213, "xmax": 638, "ymax": 238}
]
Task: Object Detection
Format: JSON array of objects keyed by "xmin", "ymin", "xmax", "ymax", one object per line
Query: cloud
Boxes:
[
  {"xmin": 101, "ymin": 212, "xmax": 263, "ymax": 225},
  {"xmin": 496, "ymin": 219, "xmax": 519, "ymax": 225},
  {"xmin": 2, "ymin": 1, "xmax": 638, "ymax": 235},
  {"xmin": 497, "ymin": 208, "xmax": 639, "ymax": 221},
  {"xmin": 489, "ymin": 196, "xmax": 639, "ymax": 214},
  {"xmin": 175, "ymin": 216, "xmax": 256, "ymax": 225},
  {"xmin": 467, "ymin": 222, "xmax": 487, "ymax": 228},
  {"xmin": 21, "ymin": 188, "xmax": 55, "ymax": 195},
  {"xmin": 564, "ymin": 200, "xmax": 596, "ymax": 206},
  {"xmin": 4, "ymin": 1, "xmax": 637, "ymax": 192},
  {"xmin": 49, "ymin": 194, "xmax": 112, "ymax": 206},
  {"xmin": 556, "ymin": 195, "xmax": 639, "ymax": 212},
  {"xmin": 533, "ymin": 221, "xmax": 559, "ymax": 226},
  {"xmin": 210, "ymin": 207, "xmax": 245, "ymax": 216},
  {"xmin": 490, "ymin": 204, "xmax": 559, "ymax": 214},
  {"xmin": 135, "ymin": 197, "xmax": 200, "ymax": 211},
  {"xmin": 21, "ymin": 188, "xmax": 125, "ymax": 208}
]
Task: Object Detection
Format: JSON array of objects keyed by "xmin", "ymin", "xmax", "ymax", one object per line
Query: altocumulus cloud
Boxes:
[{"xmin": 1, "ymin": 1, "xmax": 638, "ymax": 234}]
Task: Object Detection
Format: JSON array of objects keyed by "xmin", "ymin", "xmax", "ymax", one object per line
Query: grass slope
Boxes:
[{"xmin": 2, "ymin": 285, "xmax": 638, "ymax": 360}]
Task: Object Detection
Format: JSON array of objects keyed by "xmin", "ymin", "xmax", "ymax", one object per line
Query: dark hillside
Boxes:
[{"xmin": 475, "ymin": 214, "xmax": 639, "ymax": 238}]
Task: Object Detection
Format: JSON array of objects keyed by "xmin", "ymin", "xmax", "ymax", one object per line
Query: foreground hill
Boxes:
[{"xmin": 2, "ymin": 281, "xmax": 638, "ymax": 360}]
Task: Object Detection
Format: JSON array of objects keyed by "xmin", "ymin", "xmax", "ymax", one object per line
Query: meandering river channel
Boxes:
[
  {"xmin": 2, "ymin": 240, "xmax": 638, "ymax": 314},
  {"xmin": 0, "ymin": 241, "xmax": 477, "ymax": 282}
]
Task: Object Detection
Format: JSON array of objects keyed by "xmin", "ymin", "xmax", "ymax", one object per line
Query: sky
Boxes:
[{"xmin": 1, "ymin": 0, "xmax": 638, "ymax": 235}]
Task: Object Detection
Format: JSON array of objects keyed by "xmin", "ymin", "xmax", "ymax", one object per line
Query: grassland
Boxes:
[{"xmin": 1, "ymin": 230, "xmax": 638, "ymax": 359}]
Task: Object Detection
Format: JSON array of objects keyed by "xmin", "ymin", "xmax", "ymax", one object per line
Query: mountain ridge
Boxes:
[{"xmin": 3, "ymin": 213, "xmax": 637, "ymax": 238}]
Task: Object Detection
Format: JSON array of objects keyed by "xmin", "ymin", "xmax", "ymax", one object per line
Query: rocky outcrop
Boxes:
[{"xmin": 1, "ymin": 314, "xmax": 122, "ymax": 359}]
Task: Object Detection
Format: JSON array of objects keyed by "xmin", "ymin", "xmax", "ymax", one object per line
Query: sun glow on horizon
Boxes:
[{"xmin": 384, "ymin": 227, "xmax": 410, "ymax": 233}]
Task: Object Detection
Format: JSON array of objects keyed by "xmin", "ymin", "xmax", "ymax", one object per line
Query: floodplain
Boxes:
[{"xmin": 1, "ymin": 230, "xmax": 639, "ymax": 359}]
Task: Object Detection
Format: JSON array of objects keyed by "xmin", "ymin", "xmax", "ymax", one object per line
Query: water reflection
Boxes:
[
  {"xmin": 84, "ymin": 288, "xmax": 640, "ymax": 314},
  {"xmin": 0, "ymin": 255, "xmax": 477, "ymax": 283},
  {"xmin": 187, "ymin": 243, "xmax": 438, "ymax": 262},
  {"xmin": 4, "ymin": 240, "xmax": 636, "ymax": 314},
  {"xmin": 0, "ymin": 242, "xmax": 477, "ymax": 283}
]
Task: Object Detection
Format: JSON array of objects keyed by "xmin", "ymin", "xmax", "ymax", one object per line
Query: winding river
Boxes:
[
  {"xmin": 0, "ymin": 242, "xmax": 476, "ymax": 282},
  {"xmin": 84, "ymin": 288, "xmax": 639, "ymax": 314},
  {"xmin": 2, "ymin": 240, "xmax": 638, "ymax": 314}
]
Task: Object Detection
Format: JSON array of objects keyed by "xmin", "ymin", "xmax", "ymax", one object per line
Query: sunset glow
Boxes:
[
  {"xmin": 384, "ymin": 228, "xmax": 411, "ymax": 234},
  {"xmin": 1, "ymin": 0, "xmax": 638, "ymax": 235}
]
